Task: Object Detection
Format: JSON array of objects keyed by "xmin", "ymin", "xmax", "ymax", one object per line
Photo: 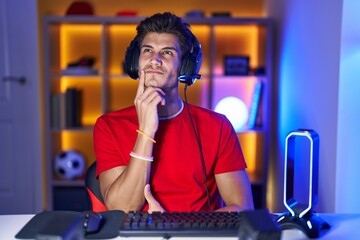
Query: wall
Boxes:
[
  {"xmin": 336, "ymin": 0, "xmax": 360, "ymax": 213},
  {"xmin": 267, "ymin": 0, "xmax": 360, "ymax": 213}
]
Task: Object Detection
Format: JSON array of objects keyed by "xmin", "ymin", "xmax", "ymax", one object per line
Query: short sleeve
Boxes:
[
  {"xmin": 93, "ymin": 117, "xmax": 125, "ymax": 177},
  {"xmin": 213, "ymin": 116, "xmax": 247, "ymax": 174}
]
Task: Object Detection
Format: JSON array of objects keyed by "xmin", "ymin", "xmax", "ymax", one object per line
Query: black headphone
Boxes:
[{"xmin": 124, "ymin": 34, "xmax": 202, "ymax": 86}]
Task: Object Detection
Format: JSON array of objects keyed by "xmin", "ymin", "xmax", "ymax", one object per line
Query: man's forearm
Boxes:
[{"xmin": 103, "ymin": 134, "xmax": 154, "ymax": 212}]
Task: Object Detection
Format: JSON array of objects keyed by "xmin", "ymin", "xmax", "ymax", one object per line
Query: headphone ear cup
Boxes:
[
  {"xmin": 124, "ymin": 40, "xmax": 140, "ymax": 79},
  {"xmin": 179, "ymin": 42, "xmax": 202, "ymax": 86},
  {"xmin": 179, "ymin": 52, "xmax": 191, "ymax": 77}
]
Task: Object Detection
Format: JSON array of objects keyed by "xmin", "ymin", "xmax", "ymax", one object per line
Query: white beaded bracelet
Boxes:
[{"xmin": 130, "ymin": 151, "xmax": 154, "ymax": 162}]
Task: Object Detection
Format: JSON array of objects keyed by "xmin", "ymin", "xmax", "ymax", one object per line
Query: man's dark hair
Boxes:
[{"xmin": 135, "ymin": 12, "xmax": 194, "ymax": 55}]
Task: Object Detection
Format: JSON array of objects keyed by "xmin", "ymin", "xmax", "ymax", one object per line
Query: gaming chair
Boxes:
[{"xmin": 85, "ymin": 161, "xmax": 107, "ymax": 212}]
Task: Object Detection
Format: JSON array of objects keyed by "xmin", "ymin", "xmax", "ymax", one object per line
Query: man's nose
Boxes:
[{"xmin": 149, "ymin": 52, "xmax": 162, "ymax": 66}]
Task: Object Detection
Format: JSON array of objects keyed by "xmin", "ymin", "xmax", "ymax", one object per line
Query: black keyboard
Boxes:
[{"xmin": 118, "ymin": 208, "xmax": 281, "ymax": 239}]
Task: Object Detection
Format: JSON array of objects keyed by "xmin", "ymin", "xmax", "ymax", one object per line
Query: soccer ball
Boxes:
[{"xmin": 54, "ymin": 150, "xmax": 85, "ymax": 180}]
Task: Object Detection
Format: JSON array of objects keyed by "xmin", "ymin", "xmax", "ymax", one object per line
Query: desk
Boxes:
[{"xmin": 1, "ymin": 213, "xmax": 360, "ymax": 239}]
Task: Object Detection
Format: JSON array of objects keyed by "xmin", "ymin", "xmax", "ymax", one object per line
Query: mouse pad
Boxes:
[{"xmin": 15, "ymin": 210, "xmax": 124, "ymax": 239}]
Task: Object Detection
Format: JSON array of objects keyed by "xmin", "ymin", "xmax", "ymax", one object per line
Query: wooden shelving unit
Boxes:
[{"xmin": 43, "ymin": 16, "xmax": 273, "ymax": 211}]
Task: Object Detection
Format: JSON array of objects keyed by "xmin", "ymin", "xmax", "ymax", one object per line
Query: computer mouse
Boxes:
[{"xmin": 83, "ymin": 211, "xmax": 103, "ymax": 233}]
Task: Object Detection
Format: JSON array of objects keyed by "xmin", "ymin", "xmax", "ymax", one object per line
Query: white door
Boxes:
[{"xmin": 0, "ymin": 0, "xmax": 43, "ymax": 214}]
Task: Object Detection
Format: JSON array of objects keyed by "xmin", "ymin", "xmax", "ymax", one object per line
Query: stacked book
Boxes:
[
  {"xmin": 51, "ymin": 88, "xmax": 82, "ymax": 129},
  {"xmin": 247, "ymin": 80, "xmax": 263, "ymax": 129}
]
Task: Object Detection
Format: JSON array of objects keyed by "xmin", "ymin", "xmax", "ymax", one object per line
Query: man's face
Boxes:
[{"xmin": 138, "ymin": 32, "xmax": 182, "ymax": 91}]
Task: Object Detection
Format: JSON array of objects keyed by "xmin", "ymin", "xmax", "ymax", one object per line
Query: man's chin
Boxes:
[{"xmin": 146, "ymin": 79, "xmax": 161, "ymax": 88}]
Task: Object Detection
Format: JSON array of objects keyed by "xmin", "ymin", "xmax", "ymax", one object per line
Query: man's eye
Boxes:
[{"xmin": 162, "ymin": 50, "xmax": 173, "ymax": 55}]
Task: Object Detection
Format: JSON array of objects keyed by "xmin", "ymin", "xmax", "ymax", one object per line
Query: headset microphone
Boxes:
[{"xmin": 178, "ymin": 74, "xmax": 202, "ymax": 86}]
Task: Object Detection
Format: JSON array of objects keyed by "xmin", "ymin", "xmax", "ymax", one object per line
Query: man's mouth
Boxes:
[
  {"xmin": 144, "ymin": 66, "xmax": 164, "ymax": 74},
  {"xmin": 145, "ymin": 69, "xmax": 163, "ymax": 75}
]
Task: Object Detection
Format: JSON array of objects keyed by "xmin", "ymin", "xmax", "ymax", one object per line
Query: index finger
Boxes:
[{"xmin": 136, "ymin": 69, "xmax": 146, "ymax": 97}]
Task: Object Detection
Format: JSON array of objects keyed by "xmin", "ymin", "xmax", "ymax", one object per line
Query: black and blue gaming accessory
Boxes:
[
  {"xmin": 276, "ymin": 129, "xmax": 331, "ymax": 238},
  {"xmin": 124, "ymin": 33, "xmax": 202, "ymax": 86}
]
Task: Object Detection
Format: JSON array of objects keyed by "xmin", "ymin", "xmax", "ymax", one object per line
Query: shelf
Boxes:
[
  {"xmin": 52, "ymin": 180, "xmax": 85, "ymax": 187},
  {"xmin": 51, "ymin": 126, "xmax": 94, "ymax": 132},
  {"xmin": 43, "ymin": 15, "xmax": 273, "ymax": 210},
  {"xmin": 44, "ymin": 15, "xmax": 272, "ymax": 25}
]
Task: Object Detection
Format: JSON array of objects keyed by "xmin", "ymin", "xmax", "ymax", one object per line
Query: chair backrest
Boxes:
[{"xmin": 85, "ymin": 161, "xmax": 107, "ymax": 212}]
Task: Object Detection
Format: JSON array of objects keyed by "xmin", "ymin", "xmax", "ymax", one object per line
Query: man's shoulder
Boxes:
[
  {"xmin": 188, "ymin": 103, "xmax": 226, "ymax": 122},
  {"xmin": 96, "ymin": 105, "xmax": 137, "ymax": 125}
]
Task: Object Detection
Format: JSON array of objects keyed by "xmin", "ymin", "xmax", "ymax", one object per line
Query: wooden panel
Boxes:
[
  {"xmin": 238, "ymin": 131, "xmax": 265, "ymax": 184},
  {"xmin": 38, "ymin": 0, "xmax": 265, "ymax": 18}
]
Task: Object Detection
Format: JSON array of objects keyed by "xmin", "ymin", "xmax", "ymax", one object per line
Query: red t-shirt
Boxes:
[{"xmin": 93, "ymin": 102, "xmax": 246, "ymax": 212}]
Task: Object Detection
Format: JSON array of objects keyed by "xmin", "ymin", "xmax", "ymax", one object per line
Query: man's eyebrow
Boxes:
[
  {"xmin": 141, "ymin": 45, "xmax": 177, "ymax": 51},
  {"xmin": 162, "ymin": 47, "xmax": 177, "ymax": 51},
  {"xmin": 141, "ymin": 44, "xmax": 153, "ymax": 49}
]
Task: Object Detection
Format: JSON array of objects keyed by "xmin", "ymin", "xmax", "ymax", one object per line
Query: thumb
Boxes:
[{"xmin": 144, "ymin": 184, "xmax": 164, "ymax": 213}]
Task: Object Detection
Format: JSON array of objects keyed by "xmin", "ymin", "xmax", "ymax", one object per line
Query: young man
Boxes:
[{"xmin": 93, "ymin": 12, "xmax": 254, "ymax": 213}]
